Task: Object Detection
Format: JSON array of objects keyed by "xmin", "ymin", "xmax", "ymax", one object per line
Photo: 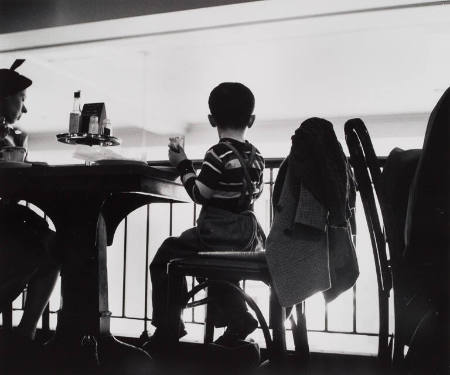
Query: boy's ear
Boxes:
[
  {"xmin": 208, "ymin": 114, "xmax": 217, "ymax": 128},
  {"xmin": 247, "ymin": 115, "xmax": 255, "ymax": 128}
]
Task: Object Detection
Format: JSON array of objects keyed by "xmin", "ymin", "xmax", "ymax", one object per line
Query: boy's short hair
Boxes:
[{"xmin": 208, "ymin": 82, "xmax": 255, "ymax": 129}]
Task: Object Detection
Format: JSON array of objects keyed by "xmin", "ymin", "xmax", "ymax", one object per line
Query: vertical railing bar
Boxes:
[
  {"xmin": 42, "ymin": 212, "xmax": 51, "ymax": 331},
  {"xmin": 192, "ymin": 203, "xmax": 198, "ymax": 323},
  {"xmin": 324, "ymin": 301, "xmax": 329, "ymax": 332},
  {"xmin": 21, "ymin": 203, "xmax": 29, "ymax": 309},
  {"xmin": 193, "ymin": 203, "xmax": 197, "ymax": 226},
  {"xmin": 352, "ymin": 233, "xmax": 358, "ymax": 333},
  {"xmin": 121, "ymin": 217, "xmax": 128, "ymax": 317},
  {"xmin": 267, "ymin": 168, "xmax": 274, "ymax": 332},
  {"xmin": 191, "ymin": 277, "xmax": 195, "ymax": 323},
  {"xmin": 192, "ymin": 202, "xmax": 203, "ymax": 325},
  {"xmin": 352, "ymin": 284, "xmax": 357, "ymax": 333},
  {"xmin": 169, "ymin": 202, "xmax": 173, "ymax": 236},
  {"xmin": 269, "ymin": 168, "xmax": 274, "ymax": 225},
  {"xmin": 143, "ymin": 204, "xmax": 150, "ymax": 332}
]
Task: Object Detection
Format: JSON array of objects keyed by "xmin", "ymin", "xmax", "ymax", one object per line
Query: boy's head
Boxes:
[{"xmin": 208, "ymin": 82, "xmax": 255, "ymax": 130}]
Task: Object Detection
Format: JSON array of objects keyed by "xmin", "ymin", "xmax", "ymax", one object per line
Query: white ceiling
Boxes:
[{"xmin": 1, "ymin": 0, "xmax": 449, "ymax": 138}]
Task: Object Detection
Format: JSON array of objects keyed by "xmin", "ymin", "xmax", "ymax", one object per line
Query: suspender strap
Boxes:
[{"xmin": 222, "ymin": 141, "xmax": 256, "ymax": 207}]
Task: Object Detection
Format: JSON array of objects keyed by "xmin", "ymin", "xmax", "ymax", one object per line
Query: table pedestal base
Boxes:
[{"xmin": 43, "ymin": 334, "xmax": 153, "ymax": 375}]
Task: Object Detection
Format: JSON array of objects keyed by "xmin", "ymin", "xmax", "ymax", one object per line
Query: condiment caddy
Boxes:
[{"xmin": 57, "ymin": 91, "xmax": 120, "ymax": 146}]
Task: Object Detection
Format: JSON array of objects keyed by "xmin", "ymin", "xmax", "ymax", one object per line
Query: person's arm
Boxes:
[{"xmin": 171, "ymin": 147, "xmax": 223, "ymax": 205}]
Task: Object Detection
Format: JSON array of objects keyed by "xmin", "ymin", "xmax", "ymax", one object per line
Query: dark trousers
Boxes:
[
  {"xmin": 150, "ymin": 227, "xmax": 247, "ymax": 331},
  {"xmin": 0, "ymin": 204, "xmax": 57, "ymax": 311}
]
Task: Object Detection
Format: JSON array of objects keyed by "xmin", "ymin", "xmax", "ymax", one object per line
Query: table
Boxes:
[{"xmin": 0, "ymin": 163, "xmax": 188, "ymax": 374}]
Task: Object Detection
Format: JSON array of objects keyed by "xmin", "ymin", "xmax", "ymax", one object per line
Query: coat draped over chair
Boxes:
[{"xmin": 266, "ymin": 118, "xmax": 359, "ymax": 307}]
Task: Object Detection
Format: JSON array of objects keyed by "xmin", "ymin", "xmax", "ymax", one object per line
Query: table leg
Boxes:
[{"xmin": 42, "ymin": 200, "xmax": 152, "ymax": 374}]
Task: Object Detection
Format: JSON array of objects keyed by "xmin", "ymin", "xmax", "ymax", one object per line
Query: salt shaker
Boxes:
[{"xmin": 88, "ymin": 115, "xmax": 99, "ymax": 134}]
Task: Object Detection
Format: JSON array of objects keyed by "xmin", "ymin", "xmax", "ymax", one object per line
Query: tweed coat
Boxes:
[{"xmin": 266, "ymin": 118, "xmax": 359, "ymax": 307}]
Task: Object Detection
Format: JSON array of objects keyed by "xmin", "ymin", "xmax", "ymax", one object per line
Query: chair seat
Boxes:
[
  {"xmin": 167, "ymin": 251, "xmax": 291, "ymax": 361},
  {"xmin": 168, "ymin": 251, "xmax": 270, "ymax": 282}
]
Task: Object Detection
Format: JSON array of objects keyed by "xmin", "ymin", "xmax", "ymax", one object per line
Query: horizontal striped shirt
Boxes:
[{"xmin": 177, "ymin": 138, "xmax": 265, "ymax": 212}]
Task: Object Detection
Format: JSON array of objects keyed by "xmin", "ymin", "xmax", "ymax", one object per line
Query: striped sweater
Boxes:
[{"xmin": 176, "ymin": 138, "xmax": 265, "ymax": 213}]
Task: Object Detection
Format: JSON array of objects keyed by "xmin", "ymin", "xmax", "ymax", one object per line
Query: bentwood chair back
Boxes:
[
  {"xmin": 345, "ymin": 102, "xmax": 449, "ymax": 372},
  {"xmin": 344, "ymin": 118, "xmax": 392, "ymax": 364}
]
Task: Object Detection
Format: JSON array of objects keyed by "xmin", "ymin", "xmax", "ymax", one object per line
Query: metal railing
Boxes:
[{"xmin": 4, "ymin": 157, "xmax": 388, "ymax": 353}]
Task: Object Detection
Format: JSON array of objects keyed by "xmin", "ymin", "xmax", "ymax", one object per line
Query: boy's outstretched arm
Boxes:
[{"xmin": 170, "ymin": 147, "xmax": 223, "ymax": 205}]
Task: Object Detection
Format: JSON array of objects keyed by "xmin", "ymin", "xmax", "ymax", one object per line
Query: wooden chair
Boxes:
[
  {"xmin": 344, "ymin": 117, "xmax": 447, "ymax": 370},
  {"xmin": 166, "ymin": 250, "xmax": 310, "ymax": 363},
  {"xmin": 344, "ymin": 118, "xmax": 393, "ymax": 364},
  {"xmin": 398, "ymin": 88, "xmax": 449, "ymax": 373}
]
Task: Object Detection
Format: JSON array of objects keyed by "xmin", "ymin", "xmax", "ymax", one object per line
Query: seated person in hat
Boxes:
[{"xmin": 0, "ymin": 60, "xmax": 60, "ymax": 348}]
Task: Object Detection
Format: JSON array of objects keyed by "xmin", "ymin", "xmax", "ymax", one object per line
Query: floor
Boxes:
[
  {"xmin": 142, "ymin": 341, "xmax": 391, "ymax": 375},
  {"xmin": 0, "ymin": 331, "xmax": 394, "ymax": 375}
]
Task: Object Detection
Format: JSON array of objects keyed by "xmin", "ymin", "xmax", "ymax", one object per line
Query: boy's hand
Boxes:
[{"xmin": 168, "ymin": 145, "xmax": 187, "ymax": 167}]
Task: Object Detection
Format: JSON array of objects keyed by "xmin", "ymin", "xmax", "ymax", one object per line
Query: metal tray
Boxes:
[{"xmin": 56, "ymin": 133, "xmax": 121, "ymax": 146}]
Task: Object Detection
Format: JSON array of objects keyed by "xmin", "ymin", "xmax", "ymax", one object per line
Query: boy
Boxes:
[{"xmin": 148, "ymin": 82, "xmax": 265, "ymax": 348}]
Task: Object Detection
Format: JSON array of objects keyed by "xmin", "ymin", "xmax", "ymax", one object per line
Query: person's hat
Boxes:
[{"xmin": 0, "ymin": 59, "xmax": 32, "ymax": 98}]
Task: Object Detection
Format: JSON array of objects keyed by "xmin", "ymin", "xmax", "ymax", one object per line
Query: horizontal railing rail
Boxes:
[{"xmin": 148, "ymin": 156, "xmax": 387, "ymax": 169}]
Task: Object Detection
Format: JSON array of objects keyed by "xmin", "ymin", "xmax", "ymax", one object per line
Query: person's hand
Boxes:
[{"xmin": 168, "ymin": 145, "xmax": 187, "ymax": 167}]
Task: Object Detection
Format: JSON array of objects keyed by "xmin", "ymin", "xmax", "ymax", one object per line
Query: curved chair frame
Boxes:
[
  {"xmin": 345, "ymin": 118, "xmax": 392, "ymax": 364},
  {"xmin": 184, "ymin": 280, "xmax": 275, "ymax": 356}
]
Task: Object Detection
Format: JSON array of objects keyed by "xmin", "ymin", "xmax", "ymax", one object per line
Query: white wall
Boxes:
[{"xmin": 0, "ymin": 0, "xmax": 448, "ymax": 144}]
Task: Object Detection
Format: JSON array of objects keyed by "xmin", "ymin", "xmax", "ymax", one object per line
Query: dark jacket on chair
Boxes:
[{"xmin": 266, "ymin": 118, "xmax": 359, "ymax": 307}]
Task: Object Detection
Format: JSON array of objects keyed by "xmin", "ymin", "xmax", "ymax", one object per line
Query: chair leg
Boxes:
[
  {"xmin": 2, "ymin": 303, "xmax": 13, "ymax": 331},
  {"xmin": 292, "ymin": 302, "xmax": 310, "ymax": 361},
  {"xmin": 378, "ymin": 291, "xmax": 391, "ymax": 364},
  {"xmin": 204, "ymin": 298, "xmax": 214, "ymax": 344},
  {"xmin": 392, "ymin": 304, "xmax": 405, "ymax": 367},
  {"xmin": 270, "ymin": 289, "xmax": 286, "ymax": 360}
]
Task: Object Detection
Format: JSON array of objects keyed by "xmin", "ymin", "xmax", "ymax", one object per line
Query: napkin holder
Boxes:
[{"xmin": 80, "ymin": 103, "xmax": 106, "ymax": 133}]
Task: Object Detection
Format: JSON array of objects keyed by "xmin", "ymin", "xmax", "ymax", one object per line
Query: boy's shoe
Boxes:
[
  {"xmin": 205, "ymin": 340, "xmax": 261, "ymax": 373},
  {"xmin": 142, "ymin": 326, "xmax": 187, "ymax": 357},
  {"xmin": 214, "ymin": 312, "xmax": 258, "ymax": 347}
]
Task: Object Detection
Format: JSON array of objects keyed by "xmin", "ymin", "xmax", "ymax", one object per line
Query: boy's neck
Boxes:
[{"xmin": 217, "ymin": 128, "xmax": 246, "ymax": 142}]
